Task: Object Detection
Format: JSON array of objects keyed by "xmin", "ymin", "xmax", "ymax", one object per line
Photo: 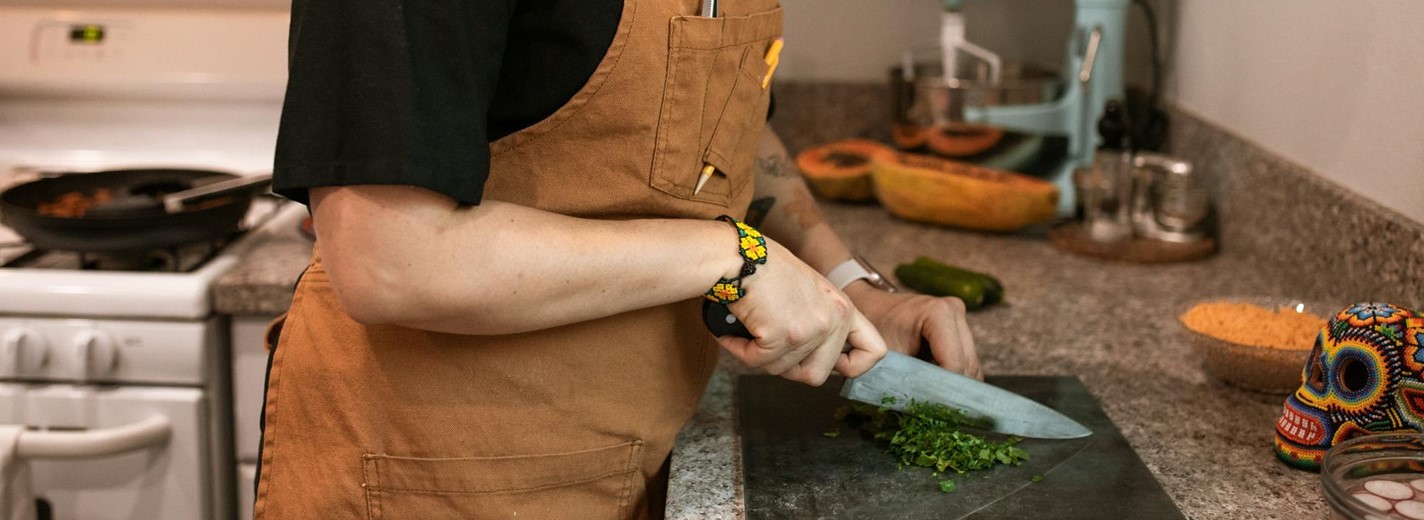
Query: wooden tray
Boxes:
[{"xmin": 1049, "ymin": 222, "xmax": 1216, "ymax": 263}]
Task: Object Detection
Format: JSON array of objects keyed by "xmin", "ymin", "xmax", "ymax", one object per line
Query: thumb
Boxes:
[{"xmin": 714, "ymin": 335, "xmax": 760, "ymax": 367}]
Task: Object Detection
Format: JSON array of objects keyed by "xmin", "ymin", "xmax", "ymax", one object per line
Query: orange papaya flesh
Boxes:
[
  {"xmin": 871, "ymin": 152, "xmax": 1059, "ymax": 232},
  {"xmin": 892, "ymin": 124, "xmax": 929, "ymax": 150},
  {"xmin": 795, "ymin": 139, "xmax": 895, "ymax": 202},
  {"xmin": 926, "ymin": 124, "xmax": 1004, "ymax": 157}
]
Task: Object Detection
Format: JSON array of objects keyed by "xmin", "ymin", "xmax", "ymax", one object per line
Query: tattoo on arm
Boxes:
[
  {"xmin": 755, "ymin": 152, "xmax": 798, "ymax": 179},
  {"xmin": 744, "ymin": 197, "xmax": 776, "ymax": 228}
]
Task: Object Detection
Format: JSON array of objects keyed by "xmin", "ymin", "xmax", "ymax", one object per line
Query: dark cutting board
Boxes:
[{"xmin": 738, "ymin": 375, "xmax": 1186, "ymax": 519}]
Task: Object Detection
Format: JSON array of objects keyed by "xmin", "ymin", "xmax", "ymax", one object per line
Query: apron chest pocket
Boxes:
[
  {"xmin": 651, "ymin": 7, "xmax": 782, "ymax": 206},
  {"xmin": 361, "ymin": 440, "xmax": 644, "ymax": 520}
]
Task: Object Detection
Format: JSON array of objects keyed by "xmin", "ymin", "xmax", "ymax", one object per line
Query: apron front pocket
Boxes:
[
  {"xmin": 703, "ymin": 45, "xmax": 773, "ymax": 185},
  {"xmin": 361, "ymin": 440, "xmax": 644, "ymax": 520},
  {"xmin": 651, "ymin": 7, "xmax": 782, "ymax": 206}
]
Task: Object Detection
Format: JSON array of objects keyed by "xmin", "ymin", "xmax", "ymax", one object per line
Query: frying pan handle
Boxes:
[{"xmin": 162, "ymin": 174, "xmax": 273, "ymax": 212}]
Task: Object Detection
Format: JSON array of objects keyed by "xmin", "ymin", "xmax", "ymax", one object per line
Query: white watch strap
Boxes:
[{"xmin": 825, "ymin": 258, "xmax": 873, "ymax": 290}]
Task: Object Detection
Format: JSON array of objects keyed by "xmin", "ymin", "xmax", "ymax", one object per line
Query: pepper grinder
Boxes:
[{"xmin": 1078, "ymin": 100, "xmax": 1134, "ymax": 243}]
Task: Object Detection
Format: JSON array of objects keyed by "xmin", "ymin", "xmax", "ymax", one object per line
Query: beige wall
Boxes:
[
  {"xmin": 778, "ymin": 0, "xmax": 1164, "ymax": 90},
  {"xmin": 1168, "ymin": 0, "xmax": 1424, "ymax": 223},
  {"xmin": 779, "ymin": 0, "xmax": 1423, "ymax": 223}
]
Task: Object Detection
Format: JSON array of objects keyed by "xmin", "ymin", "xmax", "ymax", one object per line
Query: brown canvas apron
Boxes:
[{"xmin": 253, "ymin": 0, "xmax": 781, "ymax": 518}]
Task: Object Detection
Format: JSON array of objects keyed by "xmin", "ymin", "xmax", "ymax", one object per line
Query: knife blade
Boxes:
[{"xmin": 702, "ymin": 300, "xmax": 1092, "ymax": 439}]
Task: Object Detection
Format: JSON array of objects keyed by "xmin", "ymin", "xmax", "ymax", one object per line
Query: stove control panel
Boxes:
[
  {"xmin": 32, "ymin": 20, "xmax": 132, "ymax": 65},
  {"xmin": 0, "ymin": 317, "xmax": 215, "ymax": 385},
  {"xmin": 0, "ymin": 7, "xmax": 288, "ymax": 100},
  {"xmin": 0, "ymin": 327, "xmax": 50, "ymax": 376}
]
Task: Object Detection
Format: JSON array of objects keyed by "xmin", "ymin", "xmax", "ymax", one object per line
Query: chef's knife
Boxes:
[{"xmin": 702, "ymin": 301, "xmax": 1092, "ymax": 439}]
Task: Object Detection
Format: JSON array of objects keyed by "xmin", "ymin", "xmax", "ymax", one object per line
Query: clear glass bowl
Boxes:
[
  {"xmin": 1322, "ymin": 433, "xmax": 1424, "ymax": 519},
  {"xmin": 1176, "ymin": 296, "xmax": 1341, "ymax": 394}
]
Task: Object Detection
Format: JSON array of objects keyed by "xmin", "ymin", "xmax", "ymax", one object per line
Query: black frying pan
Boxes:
[{"xmin": 0, "ymin": 169, "xmax": 259, "ymax": 252}]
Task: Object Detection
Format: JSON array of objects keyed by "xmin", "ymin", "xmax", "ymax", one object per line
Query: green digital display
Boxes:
[{"xmin": 69, "ymin": 24, "xmax": 105, "ymax": 45}]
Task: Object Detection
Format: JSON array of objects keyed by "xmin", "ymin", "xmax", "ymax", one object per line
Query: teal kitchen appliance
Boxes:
[{"xmin": 891, "ymin": 0, "xmax": 1131, "ymax": 215}]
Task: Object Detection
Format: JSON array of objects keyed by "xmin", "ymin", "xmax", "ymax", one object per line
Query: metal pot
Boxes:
[
  {"xmin": 890, "ymin": 61, "xmax": 1063, "ymax": 126},
  {"xmin": 0, "ymin": 169, "xmax": 268, "ymax": 252}
]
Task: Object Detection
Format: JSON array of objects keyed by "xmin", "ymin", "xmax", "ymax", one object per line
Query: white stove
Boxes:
[{"xmin": 0, "ymin": 4, "xmax": 292, "ymax": 520}]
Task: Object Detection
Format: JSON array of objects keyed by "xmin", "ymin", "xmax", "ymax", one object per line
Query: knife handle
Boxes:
[
  {"xmin": 704, "ymin": 300, "xmax": 854, "ymax": 353},
  {"xmin": 702, "ymin": 300, "xmax": 937, "ymax": 361},
  {"xmin": 702, "ymin": 300, "xmax": 752, "ymax": 339}
]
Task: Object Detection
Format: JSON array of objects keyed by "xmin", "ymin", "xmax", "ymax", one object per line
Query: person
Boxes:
[{"xmin": 253, "ymin": 0, "xmax": 980, "ymax": 518}]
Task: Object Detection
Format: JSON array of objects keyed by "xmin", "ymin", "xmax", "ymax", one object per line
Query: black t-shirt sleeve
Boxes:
[{"xmin": 271, "ymin": 0, "xmax": 514, "ymax": 206}]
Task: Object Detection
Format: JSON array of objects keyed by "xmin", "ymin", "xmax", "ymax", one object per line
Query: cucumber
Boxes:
[
  {"xmin": 911, "ymin": 256, "xmax": 1005, "ymax": 305},
  {"xmin": 893, "ymin": 264, "xmax": 986, "ymax": 311}
]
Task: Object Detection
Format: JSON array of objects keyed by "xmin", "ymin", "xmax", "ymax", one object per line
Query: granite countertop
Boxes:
[
  {"xmin": 213, "ymin": 200, "xmax": 1336, "ymax": 519},
  {"xmin": 666, "ymin": 202, "xmax": 1333, "ymax": 520},
  {"xmin": 213, "ymin": 203, "xmax": 314, "ymax": 316}
]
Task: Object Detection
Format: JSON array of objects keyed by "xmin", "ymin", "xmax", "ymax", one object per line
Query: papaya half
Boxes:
[
  {"xmin": 926, "ymin": 123, "xmax": 1004, "ymax": 158},
  {"xmin": 795, "ymin": 139, "xmax": 895, "ymax": 202},
  {"xmin": 891, "ymin": 124, "xmax": 929, "ymax": 150},
  {"xmin": 870, "ymin": 152, "xmax": 1059, "ymax": 232}
]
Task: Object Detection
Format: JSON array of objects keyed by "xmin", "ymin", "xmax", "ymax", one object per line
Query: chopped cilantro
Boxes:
[
  {"xmin": 840, "ymin": 398, "xmax": 1030, "ymax": 491},
  {"xmin": 1031, "ymin": 474, "xmax": 1045, "ymax": 483},
  {"xmin": 939, "ymin": 479, "xmax": 957, "ymax": 493}
]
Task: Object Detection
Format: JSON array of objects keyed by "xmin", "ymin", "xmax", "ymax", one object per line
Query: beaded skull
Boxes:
[{"xmin": 1275, "ymin": 302, "xmax": 1424, "ymax": 470}]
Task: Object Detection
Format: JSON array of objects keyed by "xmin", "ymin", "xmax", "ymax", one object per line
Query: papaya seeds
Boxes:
[{"xmin": 795, "ymin": 139, "xmax": 896, "ymax": 202}]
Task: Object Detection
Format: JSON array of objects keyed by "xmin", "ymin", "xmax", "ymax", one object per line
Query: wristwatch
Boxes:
[{"xmin": 826, "ymin": 255, "xmax": 897, "ymax": 292}]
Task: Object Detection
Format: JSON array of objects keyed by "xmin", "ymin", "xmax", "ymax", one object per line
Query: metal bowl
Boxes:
[
  {"xmin": 890, "ymin": 56, "xmax": 1063, "ymax": 132},
  {"xmin": 891, "ymin": 61, "xmax": 1062, "ymax": 113},
  {"xmin": 1176, "ymin": 296, "xmax": 1341, "ymax": 394}
]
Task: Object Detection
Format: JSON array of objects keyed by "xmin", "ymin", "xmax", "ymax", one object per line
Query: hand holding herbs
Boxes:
[{"xmin": 831, "ymin": 397, "xmax": 1029, "ymax": 493}]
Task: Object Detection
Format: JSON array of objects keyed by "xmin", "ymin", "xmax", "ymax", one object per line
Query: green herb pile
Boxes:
[{"xmin": 830, "ymin": 397, "xmax": 1030, "ymax": 492}]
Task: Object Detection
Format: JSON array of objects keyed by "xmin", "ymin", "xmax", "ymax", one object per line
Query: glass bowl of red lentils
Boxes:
[
  {"xmin": 1323, "ymin": 433, "xmax": 1424, "ymax": 519},
  {"xmin": 1177, "ymin": 297, "xmax": 1340, "ymax": 394}
]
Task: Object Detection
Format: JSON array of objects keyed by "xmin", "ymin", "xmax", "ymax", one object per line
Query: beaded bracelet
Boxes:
[{"xmin": 704, "ymin": 215, "xmax": 768, "ymax": 304}]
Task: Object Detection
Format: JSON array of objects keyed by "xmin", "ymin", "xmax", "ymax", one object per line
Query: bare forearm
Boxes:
[
  {"xmin": 312, "ymin": 186, "xmax": 742, "ymax": 335},
  {"xmin": 747, "ymin": 128, "xmax": 853, "ymax": 274}
]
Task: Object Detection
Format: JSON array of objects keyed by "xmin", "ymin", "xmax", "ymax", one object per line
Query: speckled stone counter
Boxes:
[
  {"xmin": 668, "ymin": 203, "xmax": 1331, "ymax": 520},
  {"xmin": 213, "ymin": 204, "xmax": 313, "ymax": 316},
  {"xmin": 665, "ymin": 83, "xmax": 1424, "ymax": 519}
]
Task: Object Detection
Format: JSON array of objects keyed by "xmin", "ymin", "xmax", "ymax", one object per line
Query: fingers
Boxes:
[
  {"xmin": 837, "ymin": 310, "xmax": 888, "ymax": 377},
  {"xmin": 779, "ymin": 331, "xmax": 849, "ymax": 386},
  {"xmin": 949, "ymin": 299, "xmax": 982, "ymax": 379},
  {"xmin": 924, "ymin": 297, "xmax": 982, "ymax": 379}
]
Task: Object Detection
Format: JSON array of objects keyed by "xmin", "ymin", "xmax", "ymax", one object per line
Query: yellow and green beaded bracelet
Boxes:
[{"xmin": 704, "ymin": 215, "xmax": 768, "ymax": 304}]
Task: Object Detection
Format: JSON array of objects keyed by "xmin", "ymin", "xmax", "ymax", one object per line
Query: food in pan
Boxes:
[{"xmin": 36, "ymin": 189, "xmax": 114, "ymax": 218}]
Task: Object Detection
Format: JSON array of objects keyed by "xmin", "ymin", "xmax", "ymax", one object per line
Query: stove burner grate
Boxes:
[{"xmin": 1, "ymin": 235, "xmax": 237, "ymax": 272}]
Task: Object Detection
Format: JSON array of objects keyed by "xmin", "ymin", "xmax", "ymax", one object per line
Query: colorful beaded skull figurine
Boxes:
[{"xmin": 1275, "ymin": 302, "xmax": 1424, "ymax": 470}]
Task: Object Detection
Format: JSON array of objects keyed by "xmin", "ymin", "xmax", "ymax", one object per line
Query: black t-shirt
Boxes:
[{"xmin": 271, "ymin": 0, "xmax": 623, "ymax": 205}]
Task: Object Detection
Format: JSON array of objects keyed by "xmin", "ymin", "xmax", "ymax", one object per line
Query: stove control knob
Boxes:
[
  {"xmin": 73, "ymin": 331, "xmax": 117, "ymax": 380},
  {"xmin": 1, "ymin": 328, "xmax": 50, "ymax": 376}
]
